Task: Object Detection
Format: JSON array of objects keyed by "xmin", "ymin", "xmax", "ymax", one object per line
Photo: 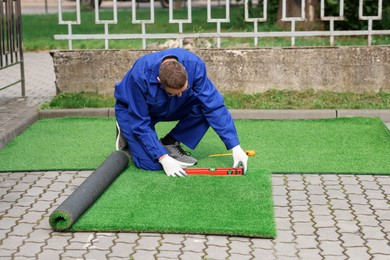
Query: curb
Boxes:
[
  {"xmin": 0, "ymin": 109, "xmax": 39, "ymax": 149},
  {"xmin": 38, "ymin": 108, "xmax": 390, "ymax": 122}
]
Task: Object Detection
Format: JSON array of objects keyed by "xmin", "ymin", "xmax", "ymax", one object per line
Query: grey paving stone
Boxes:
[
  {"xmin": 251, "ymin": 248, "xmax": 276, "ymax": 260},
  {"xmin": 17, "ymin": 195, "xmax": 38, "ymax": 207},
  {"xmin": 44, "ymin": 234, "xmax": 71, "ymax": 250},
  {"xmin": 274, "ymin": 207, "xmax": 290, "ymax": 218},
  {"xmin": 373, "ymin": 209, "xmax": 390, "ymax": 220},
  {"xmin": 161, "ymin": 233, "xmax": 185, "ymax": 244},
  {"xmin": 25, "ymin": 229, "xmax": 50, "ymax": 243},
  {"xmin": 182, "ymin": 236, "xmax": 206, "ymax": 253},
  {"xmin": 360, "ymin": 226, "xmax": 387, "ymax": 240},
  {"xmin": 36, "ymin": 249, "xmax": 62, "ymax": 260},
  {"xmin": 344, "ymin": 247, "xmax": 370, "ymax": 260},
  {"xmin": 297, "ymin": 248, "xmax": 323, "ymax": 259},
  {"xmin": 351, "ymin": 204, "xmax": 374, "ymax": 215},
  {"xmin": 14, "ymin": 242, "xmax": 44, "ymax": 258},
  {"xmin": 332, "ymin": 209, "xmax": 355, "ymax": 221},
  {"xmin": 11, "ymin": 223, "xmax": 35, "ymax": 236},
  {"xmin": 275, "ymin": 217, "xmax": 293, "ymax": 230},
  {"xmin": 229, "ymin": 253, "xmax": 252, "ymax": 260},
  {"xmin": 108, "ymin": 243, "xmax": 135, "ymax": 259},
  {"xmin": 291, "ymin": 210, "xmax": 312, "ymax": 223},
  {"xmin": 19, "ymin": 211, "xmax": 43, "ymax": 224},
  {"xmin": 65, "ymin": 242, "xmax": 88, "ymax": 250},
  {"xmin": 156, "ymin": 250, "xmax": 182, "ymax": 259},
  {"xmin": 134, "ymin": 236, "xmax": 160, "ymax": 251},
  {"xmin": 369, "ymin": 199, "xmax": 390, "ymax": 210},
  {"xmin": 340, "ymin": 232, "xmax": 365, "ymax": 247},
  {"xmin": 2, "ymin": 191, "xmax": 24, "ymax": 202},
  {"xmin": 316, "ymin": 227, "xmax": 339, "ymax": 241},
  {"xmin": 365, "ymin": 190, "xmax": 385, "ymax": 200},
  {"xmin": 131, "ymin": 250, "xmax": 157, "ymax": 260},
  {"xmin": 158, "ymin": 243, "xmax": 182, "ymax": 251},
  {"xmin": 294, "ymin": 235, "xmax": 318, "ymax": 249},
  {"xmin": 318, "ymin": 241, "xmax": 344, "ymax": 256},
  {"xmin": 292, "ymin": 222, "xmax": 316, "ymax": 236},
  {"xmin": 336, "ymin": 220, "xmax": 360, "ymax": 233},
  {"xmin": 68, "ymin": 232, "xmax": 95, "ymax": 243},
  {"xmin": 84, "ymin": 249, "xmax": 111, "ymax": 260},
  {"xmin": 60, "ymin": 249, "xmax": 86, "ymax": 259},
  {"xmin": 366, "ymin": 240, "xmax": 390, "ymax": 255},
  {"xmin": 274, "ymin": 242, "xmax": 297, "ymax": 257},
  {"xmin": 273, "ymin": 195, "xmax": 289, "ymax": 207},
  {"xmin": 348, "ymin": 194, "xmax": 369, "ymax": 205},
  {"xmin": 115, "ymin": 233, "xmax": 140, "ymax": 244},
  {"xmin": 1, "ymin": 235, "xmax": 27, "ymax": 250},
  {"xmin": 179, "ymin": 251, "xmax": 204, "ymax": 260},
  {"xmin": 204, "ymin": 245, "xmax": 229, "ymax": 259},
  {"xmin": 329, "ymin": 199, "xmax": 350, "ymax": 210},
  {"xmin": 90, "ymin": 234, "xmax": 116, "ymax": 250},
  {"xmin": 206, "ymin": 235, "xmax": 229, "ymax": 247},
  {"xmin": 273, "ymin": 185, "xmax": 288, "ymax": 196},
  {"xmin": 309, "ymin": 195, "xmax": 329, "ymax": 206},
  {"xmin": 0, "ymin": 249, "xmax": 13, "ymax": 258},
  {"xmin": 229, "ymin": 240, "xmax": 251, "ymax": 255},
  {"xmin": 30, "ymin": 200, "xmax": 53, "ymax": 212},
  {"xmin": 4, "ymin": 206, "xmax": 28, "ymax": 218}
]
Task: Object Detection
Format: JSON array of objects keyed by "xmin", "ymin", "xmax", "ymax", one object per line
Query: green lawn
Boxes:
[{"xmin": 41, "ymin": 90, "xmax": 390, "ymax": 110}]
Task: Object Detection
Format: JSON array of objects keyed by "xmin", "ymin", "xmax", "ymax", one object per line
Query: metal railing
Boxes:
[
  {"xmin": 55, "ymin": 0, "xmax": 389, "ymax": 50},
  {"xmin": 0, "ymin": 0, "xmax": 25, "ymax": 97}
]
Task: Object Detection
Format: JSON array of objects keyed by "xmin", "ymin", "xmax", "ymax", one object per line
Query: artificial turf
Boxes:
[{"xmin": 1, "ymin": 116, "xmax": 389, "ymax": 237}]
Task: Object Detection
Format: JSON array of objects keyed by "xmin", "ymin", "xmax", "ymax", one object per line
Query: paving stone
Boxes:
[
  {"xmin": 1, "ymin": 235, "xmax": 27, "ymax": 250},
  {"xmin": 293, "ymin": 222, "xmax": 315, "ymax": 236},
  {"xmin": 25, "ymin": 229, "xmax": 50, "ymax": 243},
  {"xmin": 60, "ymin": 249, "xmax": 86, "ymax": 259},
  {"xmin": 229, "ymin": 240, "xmax": 251, "ymax": 255},
  {"xmin": 17, "ymin": 195, "xmax": 37, "ymax": 207},
  {"xmin": 366, "ymin": 240, "xmax": 390, "ymax": 255},
  {"xmin": 273, "ymin": 195, "xmax": 289, "ymax": 207},
  {"xmin": 4, "ymin": 206, "xmax": 28, "ymax": 218},
  {"xmin": 348, "ymin": 194, "xmax": 369, "ymax": 205},
  {"xmin": 182, "ymin": 237, "xmax": 206, "ymax": 252},
  {"xmin": 91, "ymin": 234, "xmax": 116, "ymax": 250},
  {"xmin": 130, "ymin": 250, "xmax": 157, "ymax": 260},
  {"xmin": 318, "ymin": 241, "xmax": 344, "ymax": 256},
  {"xmin": 68, "ymin": 232, "xmax": 95, "ymax": 243},
  {"xmin": 340, "ymin": 232, "xmax": 365, "ymax": 247},
  {"xmin": 25, "ymin": 187, "xmax": 45, "ymax": 197},
  {"xmin": 14, "ymin": 242, "xmax": 44, "ymax": 258},
  {"xmin": 2, "ymin": 191, "xmax": 24, "ymax": 202},
  {"xmin": 161, "ymin": 233, "xmax": 185, "ymax": 244},
  {"xmin": 206, "ymin": 235, "xmax": 229, "ymax": 247},
  {"xmin": 291, "ymin": 210, "xmax": 312, "ymax": 223},
  {"xmin": 156, "ymin": 250, "xmax": 182, "ymax": 259},
  {"xmin": 275, "ymin": 217, "xmax": 292, "ymax": 230},
  {"xmin": 297, "ymin": 248, "xmax": 322, "ymax": 259},
  {"xmin": 0, "ymin": 249, "xmax": 13, "ymax": 258},
  {"xmin": 272, "ymin": 231, "xmax": 294, "ymax": 244},
  {"xmin": 336, "ymin": 220, "xmax": 360, "ymax": 233},
  {"xmin": 368, "ymin": 199, "xmax": 389, "ymax": 210},
  {"xmin": 229, "ymin": 253, "xmax": 252, "ymax": 260},
  {"xmin": 64, "ymin": 242, "xmax": 87, "ymax": 250},
  {"xmin": 365, "ymin": 190, "xmax": 385, "ymax": 200},
  {"xmin": 204, "ymin": 245, "xmax": 229, "ymax": 259},
  {"xmin": 84, "ymin": 249, "xmax": 111, "ymax": 260},
  {"xmin": 12, "ymin": 223, "xmax": 35, "ymax": 236},
  {"xmin": 294, "ymin": 235, "xmax": 318, "ymax": 249},
  {"xmin": 44, "ymin": 235, "xmax": 70, "ymax": 250},
  {"xmin": 158, "ymin": 243, "xmax": 182, "ymax": 251},
  {"xmin": 251, "ymin": 248, "xmax": 276, "ymax": 259},
  {"xmin": 273, "ymin": 185, "xmax": 288, "ymax": 196},
  {"xmin": 373, "ymin": 210, "xmax": 390, "ymax": 220},
  {"xmin": 39, "ymin": 191, "xmax": 61, "ymax": 201},
  {"xmin": 351, "ymin": 204, "xmax": 374, "ymax": 215},
  {"xmin": 329, "ymin": 199, "xmax": 350, "ymax": 210},
  {"xmin": 311, "ymin": 205, "xmax": 332, "ymax": 216},
  {"xmin": 344, "ymin": 247, "xmax": 370, "ymax": 259},
  {"xmin": 179, "ymin": 251, "xmax": 205, "ymax": 260},
  {"xmin": 360, "ymin": 226, "xmax": 387, "ymax": 240},
  {"xmin": 251, "ymin": 238, "xmax": 274, "ymax": 249},
  {"xmin": 316, "ymin": 227, "xmax": 339, "ymax": 241},
  {"xmin": 274, "ymin": 242, "xmax": 297, "ymax": 257},
  {"xmin": 274, "ymin": 207, "xmax": 290, "ymax": 218},
  {"xmin": 36, "ymin": 249, "xmax": 62, "ymax": 259},
  {"xmin": 134, "ymin": 236, "xmax": 160, "ymax": 251},
  {"xmin": 29, "ymin": 200, "xmax": 52, "ymax": 212},
  {"xmin": 312, "ymin": 215, "xmax": 336, "ymax": 228},
  {"xmin": 19, "ymin": 211, "xmax": 43, "ymax": 224},
  {"xmin": 355, "ymin": 214, "xmax": 379, "ymax": 227},
  {"xmin": 332, "ymin": 209, "xmax": 355, "ymax": 221},
  {"xmin": 306, "ymin": 185, "xmax": 325, "ymax": 195}
]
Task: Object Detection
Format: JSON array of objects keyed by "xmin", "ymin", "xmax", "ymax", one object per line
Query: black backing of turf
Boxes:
[{"xmin": 49, "ymin": 151, "xmax": 129, "ymax": 231}]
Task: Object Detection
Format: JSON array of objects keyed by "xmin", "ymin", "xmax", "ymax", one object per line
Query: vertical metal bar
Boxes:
[
  {"xmin": 0, "ymin": 0, "xmax": 4, "ymax": 68},
  {"xmin": 15, "ymin": 0, "xmax": 25, "ymax": 97},
  {"xmin": 68, "ymin": 23, "xmax": 73, "ymax": 50},
  {"xmin": 367, "ymin": 19, "xmax": 372, "ymax": 46},
  {"xmin": 330, "ymin": 19, "xmax": 334, "ymax": 47},
  {"xmin": 5, "ymin": 0, "xmax": 10, "ymax": 65},
  {"xmin": 291, "ymin": 20, "xmax": 295, "ymax": 46}
]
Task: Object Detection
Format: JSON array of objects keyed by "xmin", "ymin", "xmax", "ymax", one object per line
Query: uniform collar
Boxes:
[{"xmin": 149, "ymin": 54, "xmax": 180, "ymax": 84}]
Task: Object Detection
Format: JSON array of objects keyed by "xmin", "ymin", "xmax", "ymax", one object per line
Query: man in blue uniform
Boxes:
[{"xmin": 114, "ymin": 48, "xmax": 248, "ymax": 177}]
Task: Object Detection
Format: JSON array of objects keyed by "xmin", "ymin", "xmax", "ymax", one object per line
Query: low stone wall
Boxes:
[{"xmin": 50, "ymin": 46, "xmax": 390, "ymax": 94}]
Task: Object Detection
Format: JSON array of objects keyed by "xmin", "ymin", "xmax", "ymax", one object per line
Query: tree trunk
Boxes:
[{"xmin": 277, "ymin": 0, "xmax": 322, "ymax": 30}]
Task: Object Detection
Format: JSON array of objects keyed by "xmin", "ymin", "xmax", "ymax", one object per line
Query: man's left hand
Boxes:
[{"xmin": 232, "ymin": 145, "xmax": 248, "ymax": 174}]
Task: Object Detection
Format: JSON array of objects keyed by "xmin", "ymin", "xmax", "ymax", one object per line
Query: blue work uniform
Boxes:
[{"xmin": 114, "ymin": 48, "xmax": 240, "ymax": 170}]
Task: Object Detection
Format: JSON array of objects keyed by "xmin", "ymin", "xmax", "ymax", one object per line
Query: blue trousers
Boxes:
[{"xmin": 116, "ymin": 102, "xmax": 210, "ymax": 170}]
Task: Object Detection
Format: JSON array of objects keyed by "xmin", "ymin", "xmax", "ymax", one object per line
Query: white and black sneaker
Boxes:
[
  {"xmin": 116, "ymin": 121, "xmax": 131, "ymax": 158},
  {"xmin": 161, "ymin": 140, "xmax": 197, "ymax": 166}
]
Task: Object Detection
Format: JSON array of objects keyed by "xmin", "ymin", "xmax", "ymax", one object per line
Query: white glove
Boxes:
[
  {"xmin": 159, "ymin": 155, "xmax": 188, "ymax": 177},
  {"xmin": 232, "ymin": 145, "xmax": 248, "ymax": 174}
]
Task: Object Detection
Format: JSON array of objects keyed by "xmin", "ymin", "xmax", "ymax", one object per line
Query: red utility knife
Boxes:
[{"xmin": 184, "ymin": 168, "xmax": 244, "ymax": 176}]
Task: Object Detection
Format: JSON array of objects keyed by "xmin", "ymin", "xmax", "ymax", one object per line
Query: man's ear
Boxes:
[{"xmin": 157, "ymin": 77, "xmax": 161, "ymax": 83}]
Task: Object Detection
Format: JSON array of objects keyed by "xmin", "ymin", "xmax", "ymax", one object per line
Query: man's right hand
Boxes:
[{"xmin": 159, "ymin": 155, "xmax": 188, "ymax": 177}]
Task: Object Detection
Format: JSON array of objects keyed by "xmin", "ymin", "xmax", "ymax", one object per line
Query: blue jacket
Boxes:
[{"xmin": 114, "ymin": 48, "xmax": 239, "ymax": 161}]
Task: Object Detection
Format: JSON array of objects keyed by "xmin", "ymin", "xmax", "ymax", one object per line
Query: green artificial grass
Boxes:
[
  {"xmin": 71, "ymin": 168, "xmax": 275, "ymax": 237},
  {"xmin": 1, "ymin": 116, "xmax": 389, "ymax": 174},
  {"xmin": 1, "ymin": 116, "xmax": 390, "ymax": 237}
]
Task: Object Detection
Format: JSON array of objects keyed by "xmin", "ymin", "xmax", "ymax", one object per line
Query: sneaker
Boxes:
[
  {"xmin": 116, "ymin": 122, "xmax": 131, "ymax": 158},
  {"xmin": 161, "ymin": 140, "xmax": 197, "ymax": 166}
]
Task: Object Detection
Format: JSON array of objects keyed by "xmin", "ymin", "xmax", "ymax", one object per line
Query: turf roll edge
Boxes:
[{"xmin": 49, "ymin": 150, "xmax": 129, "ymax": 231}]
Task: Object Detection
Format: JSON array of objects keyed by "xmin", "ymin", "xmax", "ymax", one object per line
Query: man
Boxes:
[{"xmin": 114, "ymin": 48, "xmax": 248, "ymax": 177}]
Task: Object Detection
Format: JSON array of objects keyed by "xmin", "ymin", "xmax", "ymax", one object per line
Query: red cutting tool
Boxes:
[{"xmin": 184, "ymin": 167, "xmax": 244, "ymax": 176}]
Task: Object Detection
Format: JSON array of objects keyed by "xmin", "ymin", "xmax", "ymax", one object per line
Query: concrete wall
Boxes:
[{"xmin": 51, "ymin": 46, "xmax": 390, "ymax": 94}]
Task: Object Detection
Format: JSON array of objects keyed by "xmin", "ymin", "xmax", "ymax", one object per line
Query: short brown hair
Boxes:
[{"xmin": 159, "ymin": 60, "xmax": 187, "ymax": 89}]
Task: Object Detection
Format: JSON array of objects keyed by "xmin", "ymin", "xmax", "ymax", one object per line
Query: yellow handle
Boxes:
[{"xmin": 208, "ymin": 150, "xmax": 256, "ymax": 157}]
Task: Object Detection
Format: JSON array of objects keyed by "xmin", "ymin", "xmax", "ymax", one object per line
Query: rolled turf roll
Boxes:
[{"xmin": 49, "ymin": 150, "xmax": 129, "ymax": 231}]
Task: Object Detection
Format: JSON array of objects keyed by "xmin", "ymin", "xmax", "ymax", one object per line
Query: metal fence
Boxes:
[
  {"xmin": 55, "ymin": 0, "xmax": 389, "ymax": 50},
  {"xmin": 0, "ymin": 0, "xmax": 25, "ymax": 97}
]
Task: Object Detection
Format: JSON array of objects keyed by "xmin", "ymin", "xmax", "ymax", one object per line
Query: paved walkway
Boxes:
[{"xmin": 1, "ymin": 52, "xmax": 390, "ymax": 259}]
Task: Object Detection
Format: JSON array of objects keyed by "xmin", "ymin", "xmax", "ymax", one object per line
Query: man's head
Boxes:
[{"xmin": 158, "ymin": 58, "xmax": 188, "ymax": 96}]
